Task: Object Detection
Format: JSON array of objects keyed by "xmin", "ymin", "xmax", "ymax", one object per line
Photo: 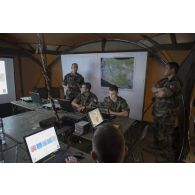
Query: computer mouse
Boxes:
[{"xmin": 72, "ymin": 152, "xmax": 84, "ymax": 159}]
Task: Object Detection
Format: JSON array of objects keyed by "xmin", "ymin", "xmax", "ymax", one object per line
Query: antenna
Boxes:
[{"xmin": 36, "ymin": 33, "xmax": 60, "ymax": 121}]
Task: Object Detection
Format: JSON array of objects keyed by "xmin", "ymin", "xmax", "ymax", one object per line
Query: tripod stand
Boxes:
[
  {"xmin": 0, "ymin": 140, "xmax": 4, "ymax": 163},
  {"xmin": 0, "ymin": 134, "xmax": 21, "ymax": 163}
]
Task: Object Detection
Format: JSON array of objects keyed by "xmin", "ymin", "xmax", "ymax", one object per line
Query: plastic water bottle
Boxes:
[{"xmin": 0, "ymin": 118, "xmax": 6, "ymax": 145}]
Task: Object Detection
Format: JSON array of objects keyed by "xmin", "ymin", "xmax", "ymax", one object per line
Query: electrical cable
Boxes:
[{"xmin": 177, "ymin": 94, "xmax": 187, "ymax": 162}]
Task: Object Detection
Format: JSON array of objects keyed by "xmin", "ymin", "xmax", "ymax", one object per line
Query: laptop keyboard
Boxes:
[
  {"xmin": 65, "ymin": 112, "xmax": 85, "ymax": 119},
  {"xmin": 61, "ymin": 112, "xmax": 86, "ymax": 125}
]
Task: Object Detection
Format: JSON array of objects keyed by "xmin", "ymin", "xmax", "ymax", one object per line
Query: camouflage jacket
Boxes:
[
  {"xmin": 64, "ymin": 73, "xmax": 84, "ymax": 92},
  {"xmin": 74, "ymin": 92, "xmax": 98, "ymax": 107},
  {"xmin": 103, "ymin": 96, "xmax": 130, "ymax": 113},
  {"xmin": 152, "ymin": 76, "xmax": 182, "ymax": 117}
]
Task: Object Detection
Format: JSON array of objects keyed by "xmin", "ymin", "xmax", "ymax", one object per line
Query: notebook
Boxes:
[{"xmin": 24, "ymin": 127, "xmax": 66, "ymax": 163}]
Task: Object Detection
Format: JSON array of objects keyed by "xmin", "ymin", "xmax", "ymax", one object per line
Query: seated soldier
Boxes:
[
  {"xmin": 65, "ymin": 124, "xmax": 128, "ymax": 163},
  {"xmin": 103, "ymin": 85, "xmax": 130, "ymax": 117},
  {"xmin": 71, "ymin": 82, "xmax": 98, "ymax": 113}
]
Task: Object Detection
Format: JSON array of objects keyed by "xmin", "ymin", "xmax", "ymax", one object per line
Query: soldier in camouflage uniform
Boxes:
[
  {"xmin": 103, "ymin": 85, "xmax": 130, "ymax": 117},
  {"xmin": 63, "ymin": 63, "xmax": 84, "ymax": 102},
  {"xmin": 151, "ymin": 62, "xmax": 182, "ymax": 162},
  {"xmin": 72, "ymin": 82, "xmax": 98, "ymax": 113}
]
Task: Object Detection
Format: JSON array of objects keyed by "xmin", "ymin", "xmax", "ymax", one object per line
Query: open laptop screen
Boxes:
[
  {"xmin": 88, "ymin": 108, "xmax": 104, "ymax": 128},
  {"xmin": 24, "ymin": 127, "xmax": 60, "ymax": 163},
  {"xmin": 58, "ymin": 99, "xmax": 74, "ymax": 112}
]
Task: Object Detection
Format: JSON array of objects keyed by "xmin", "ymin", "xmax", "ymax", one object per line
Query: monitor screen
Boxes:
[
  {"xmin": 24, "ymin": 127, "xmax": 60, "ymax": 163},
  {"xmin": 88, "ymin": 108, "xmax": 104, "ymax": 128},
  {"xmin": 0, "ymin": 60, "xmax": 8, "ymax": 95},
  {"xmin": 0, "ymin": 58, "xmax": 16, "ymax": 104},
  {"xmin": 58, "ymin": 99, "xmax": 74, "ymax": 112}
]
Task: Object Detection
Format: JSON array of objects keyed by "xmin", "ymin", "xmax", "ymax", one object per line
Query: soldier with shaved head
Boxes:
[{"xmin": 151, "ymin": 62, "xmax": 182, "ymax": 162}]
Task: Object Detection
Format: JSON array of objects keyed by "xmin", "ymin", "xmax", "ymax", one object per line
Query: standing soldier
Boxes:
[
  {"xmin": 63, "ymin": 63, "xmax": 84, "ymax": 102},
  {"xmin": 103, "ymin": 85, "xmax": 130, "ymax": 117},
  {"xmin": 151, "ymin": 62, "xmax": 182, "ymax": 162}
]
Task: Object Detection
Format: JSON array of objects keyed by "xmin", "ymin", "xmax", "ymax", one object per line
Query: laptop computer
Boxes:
[
  {"xmin": 58, "ymin": 99, "xmax": 87, "ymax": 125},
  {"xmin": 88, "ymin": 108, "xmax": 120, "ymax": 135},
  {"xmin": 24, "ymin": 126, "xmax": 66, "ymax": 163},
  {"xmin": 29, "ymin": 91, "xmax": 43, "ymax": 105},
  {"xmin": 87, "ymin": 108, "xmax": 105, "ymax": 128},
  {"xmin": 58, "ymin": 99, "xmax": 75, "ymax": 112}
]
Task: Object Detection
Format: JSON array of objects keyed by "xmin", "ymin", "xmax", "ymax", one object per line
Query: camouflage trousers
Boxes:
[
  {"xmin": 65, "ymin": 89, "xmax": 80, "ymax": 102},
  {"xmin": 151, "ymin": 115, "xmax": 179, "ymax": 162}
]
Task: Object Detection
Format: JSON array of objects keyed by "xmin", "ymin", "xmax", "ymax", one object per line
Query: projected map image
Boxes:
[
  {"xmin": 0, "ymin": 61, "xmax": 8, "ymax": 95},
  {"xmin": 101, "ymin": 57, "xmax": 134, "ymax": 89}
]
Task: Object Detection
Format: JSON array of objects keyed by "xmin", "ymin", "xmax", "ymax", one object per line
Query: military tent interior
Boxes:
[{"xmin": 0, "ymin": 33, "xmax": 195, "ymax": 164}]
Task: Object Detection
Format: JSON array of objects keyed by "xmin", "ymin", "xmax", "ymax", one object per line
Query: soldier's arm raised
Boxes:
[
  {"xmin": 155, "ymin": 81, "xmax": 181, "ymax": 98},
  {"xmin": 151, "ymin": 86, "xmax": 159, "ymax": 93},
  {"xmin": 152, "ymin": 79, "xmax": 165, "ymax": 95},
  {"xmin": 155, "ymin": 88, "xmax": 167, "ymax": 98}
]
